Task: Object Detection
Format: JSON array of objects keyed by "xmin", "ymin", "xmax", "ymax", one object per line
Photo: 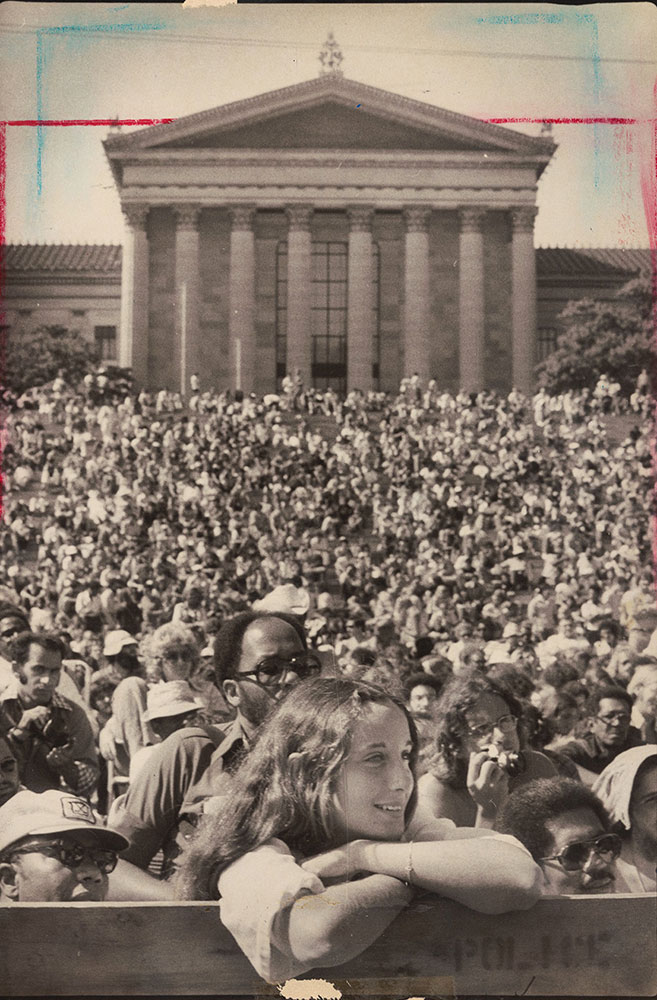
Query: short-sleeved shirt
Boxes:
[{"xmin": 108, "ymin": 720, "xmax": 245, "ymax": 876}]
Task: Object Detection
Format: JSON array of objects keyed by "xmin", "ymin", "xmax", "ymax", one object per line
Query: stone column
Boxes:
[
  {"xmin": 347, "ymin": 206, "xmax": 375, "ymax": 392},
  {"xmin": 403, "ymin": 207, "xmax": 431, "ymax": 379},
  {"xmin": 119, "ymin": 205, "xmax": 149, "ymax": 386},
  {"xmin": 228, "ymin": 206, "xmax": 256, "ymax": 393},
  {"xmin": 285, "ymin": 205, "xmax": 313, "ymax": 387},
  {"xmin": 458, "ymin": 207, "xmax": 486, "ymax": 393},
  {"xmin": 511, "ymin": 206, "xmax": 538, "ymax": 394},
  {"xmin": 174, "ymin": 206, "xmax": 201, "ymax": 397}
]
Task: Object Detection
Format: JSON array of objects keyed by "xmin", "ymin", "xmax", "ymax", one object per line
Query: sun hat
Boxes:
[
  {"xmin": 143, "ymin": 680, "xmax": 203, "ymax": 722},
  {"xmin": 103, "ymin": 629, "xmax": 138, "ymax": 657},
  {"xmin": 0, "ymin": 789, "xmax": 128, "ymax": 855}
]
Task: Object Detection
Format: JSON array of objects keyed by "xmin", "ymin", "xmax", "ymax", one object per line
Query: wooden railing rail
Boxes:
[{"xmin": 2, "ymin": 893, "xmax": 655, "ymax": 996}]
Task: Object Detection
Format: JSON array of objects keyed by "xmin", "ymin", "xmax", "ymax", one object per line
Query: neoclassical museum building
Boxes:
[
  {"xmin": 103, "ymin": 66, "xmax": 558, "ymax": 397},
  {"xmin": 3, "ymin": 59, "xmax": 649, "ymax": 396}
]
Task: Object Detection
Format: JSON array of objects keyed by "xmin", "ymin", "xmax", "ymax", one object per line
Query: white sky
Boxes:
[{"xmin": 0, "ymin": 2, "xmax": 654, "ymax": 247}]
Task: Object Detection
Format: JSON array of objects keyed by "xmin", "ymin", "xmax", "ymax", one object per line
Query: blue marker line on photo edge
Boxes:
[
  {"xmin": 577, "ymin": 10, "xmax": 602, "ymax": 190},
  {"xmin": 33, "ymin": 20, "xmax": 167, "ymax": 201}
]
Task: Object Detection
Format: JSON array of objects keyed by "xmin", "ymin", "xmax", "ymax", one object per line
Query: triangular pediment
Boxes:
[
  {"xmin": 152, "ymin": 102, "xmax": 494, "ymax": 152},
  {"xmin": 105, "ymin": 75, "xmax": 555, "ymax": 159}
]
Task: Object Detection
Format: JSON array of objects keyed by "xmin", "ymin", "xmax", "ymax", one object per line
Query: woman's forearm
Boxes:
[
  {"xmin": 359, "ymin": 838, "xmax": 541, "ymax": 914},
  {"xmin": 276, "ymin": 874, "xmax": 413, "ymax": 971},
  {"xmin": 107, "ymin": 859, "xmax": 176, "ymax": 901}
]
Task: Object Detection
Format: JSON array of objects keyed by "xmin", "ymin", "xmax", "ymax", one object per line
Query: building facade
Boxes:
[
  {"xmin": 3, "ymin": 76, "xmax": 648, "ymax": 396},
  {"xmin": 2, "ymin": 245, "xmax": 121, "ymax": 362},
  {"xmin": 103, "ymin": 72, "xmax": 556, "ymax": 395}
]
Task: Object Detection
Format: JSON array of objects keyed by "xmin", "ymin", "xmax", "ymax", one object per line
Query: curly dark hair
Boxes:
[
  {"xmin": 498, "ymin": 777, "xmax": 611, "ymax": 860},
  {"xmin": 422, "ymin": 667, "xmax": 523, "ymax": 787}
]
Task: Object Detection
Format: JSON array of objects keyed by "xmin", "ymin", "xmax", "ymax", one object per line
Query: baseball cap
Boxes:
[
  {"xmin": 0, "ymin": 790, "xmax": 129, "ymax": 855},
  {"xmin": 103, "ymin": 629, "xmax": 138, "ymax": 657},
  {"xmin": 144, "ymin": 680, "xmax": 203, "ymax": 722}
]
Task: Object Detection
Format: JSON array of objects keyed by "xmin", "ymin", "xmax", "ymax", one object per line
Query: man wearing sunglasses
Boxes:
[
  {"xmin": 108, "ymin": 611, "xmax": 319, "ymax": 879},
  {"xmin": 499, "ymin": 777, "xmax": 618, "ymax": 895},
  {"xmin": 0, "ymin": 788, "xmax": 129, "ymax": 902}
]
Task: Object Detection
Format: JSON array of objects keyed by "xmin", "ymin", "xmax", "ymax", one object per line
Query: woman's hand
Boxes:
[
  {"xmin": 301, "ymin": 840, "xmax": 369, "ymax": 880},
  {"xmin": 466, "ymin": 750, "xmax": 510, "ymax": 820}
]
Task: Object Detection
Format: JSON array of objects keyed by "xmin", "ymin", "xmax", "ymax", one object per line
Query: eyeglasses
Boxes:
[
  {"xmin": 466, "ymin": 714, "xmax": 517, "ymax": 740},
  {"xmin": 238, "ymin": 651, "xmax": 322, "ymax": 688},
  {"xmin": 540, "ymin": 833, "xmax": 622, "ymax": 872},
  {"xmin": 8, "ymin": 838, "xmax": 118, "ymax": 874},
  {"xmin": 596, "ymin": 712, "xmax": 631, "ymax": 726}
]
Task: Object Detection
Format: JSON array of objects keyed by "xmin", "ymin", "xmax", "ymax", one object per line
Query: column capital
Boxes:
[
  {"xmin": 285, "ymin": 204, "xmax": 313, "ymax": 232},
  {"xmin": 122, "ymin": 204, "xmax": 149, "ymax": 229},
  {"xmin": 347, "ymin": 205, "xmax": 374, "ymax": 232},
  {"xmin": 403, "ymin": 206, "xmax": 431, "ymax": 233},
  {"xmin": 229, "ymin": 205, "xmax": 256, "ymax": 231},
  {"xmin": 511, "ymin": 206, "xmax": 539, "ymax": 233},
  {"xmin": 458, "ymin": 207, "xmax": 487, "ymax": 233},
  {"xmin": 173, "ymin": 205, "xmax": 201, "ymax": 230}
]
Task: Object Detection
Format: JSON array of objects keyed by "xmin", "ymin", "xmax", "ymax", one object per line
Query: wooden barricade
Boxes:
[{"xmin": 2, "ymin": 893, "xmax": 655, "ymax": 996}]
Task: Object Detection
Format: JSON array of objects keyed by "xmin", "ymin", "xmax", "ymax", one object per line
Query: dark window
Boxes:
[
  {"xmin": 72, "ymin": 309, "xmax": 86, "ymax": 317},
  {"xmin": 94, "ymin": 325, "xmax": 117, "ymax": 361},
  {"xmin": 276, "ymin": 239, "xmax": 380, "ymax": 394},
  {"xmin": 537, "ymin": 327, "xmax": 558, "ymax": 362}
]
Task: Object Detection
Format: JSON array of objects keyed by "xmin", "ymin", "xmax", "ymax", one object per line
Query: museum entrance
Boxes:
[{"xmin": 276, "ymin": 239, "xmax": 379, "ymax": 394}]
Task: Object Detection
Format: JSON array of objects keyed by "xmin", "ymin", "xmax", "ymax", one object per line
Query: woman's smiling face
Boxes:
[{"xmin": 331, "ymin": 702, "xmax": 414, "ymax": 844}]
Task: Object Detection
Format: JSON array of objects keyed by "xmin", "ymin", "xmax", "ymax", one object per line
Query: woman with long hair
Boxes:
[
  {"xmin": 175, "ymin": 677, "xmax": 541, "ymax": 983},
  {"xmin": 417, "ymin": 668, "xmax": 557, "ymax": 828}
]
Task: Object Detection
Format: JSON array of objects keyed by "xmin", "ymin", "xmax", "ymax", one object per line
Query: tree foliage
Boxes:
[
  {"xmin": 3, "ymin": 325, "xmax": 100, "ymax": 396},
  {"xmin": 535, "ymin": 272, "xmax": 654, "ymax": 396}
]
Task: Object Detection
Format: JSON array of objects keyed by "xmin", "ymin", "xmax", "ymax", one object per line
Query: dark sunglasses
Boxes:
[
  {"xmin": 540, "ymin": 833, "xmax": 621, "ymax": 872},
  {"xmin": 8, "ymin": 838, "xmax": 118, "ymax": 874},
  {"xmin": 239, "ymin": 651, "xmax": 322, "ymax": 687}
]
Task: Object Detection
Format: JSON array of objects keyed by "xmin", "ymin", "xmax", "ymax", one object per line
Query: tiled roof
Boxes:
[
  {"xmin": 580, "ymin": 248, "xmax": 653, "ymax": 272},
  {"xmin": 537, "ymin": 247, "xmax": 651, "ymax": 279},
  {"xmin": 2, "ymin": 243, "xmax": 650, "ymax": 280},
  {"xmin": 3, "ymin": 244, "xmax": 122, "ymax": 273}
]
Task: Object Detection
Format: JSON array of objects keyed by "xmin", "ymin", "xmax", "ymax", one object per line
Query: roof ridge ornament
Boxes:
[{"xmin": 318, "ymin": 32, "xmax": 344, "ymax": 77}]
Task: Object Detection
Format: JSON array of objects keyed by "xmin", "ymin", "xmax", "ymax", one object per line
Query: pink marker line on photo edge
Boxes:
[{"xmin": 0, "ymin": 121, "xmax": 6, "ymax": 519}]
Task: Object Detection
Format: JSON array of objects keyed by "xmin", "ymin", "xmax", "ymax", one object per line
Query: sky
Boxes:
[{"xmin": 0, "ymin": 2, "xmax": 655, "ymax": 248}]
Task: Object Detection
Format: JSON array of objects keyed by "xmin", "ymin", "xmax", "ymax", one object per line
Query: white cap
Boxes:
[
  {"xmin": 144, "ymin": 680, "xmax": 203, "ymax": 722},
  {"xmin": 103, "ymin": 629, "xmax": 138, "ymax": 657},
  {"xmin": 0, "ymin": 790, "xmax": 128, "ymax": 855}
]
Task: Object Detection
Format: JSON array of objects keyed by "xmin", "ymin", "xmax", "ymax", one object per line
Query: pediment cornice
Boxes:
[{"xmin": 104, "ymin": 75, "xmax": 555, "ymax": 160}]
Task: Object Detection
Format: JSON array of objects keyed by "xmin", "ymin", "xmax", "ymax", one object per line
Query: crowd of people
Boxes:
[{"xmin": 0, "ymin": 368, "xmax": 655, "ymax": 981}]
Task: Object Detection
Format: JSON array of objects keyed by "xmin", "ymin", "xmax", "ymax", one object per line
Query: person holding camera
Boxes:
[
  {"xmin": 417, "ymin": 668, "xmax": 557, "ymax": 829},
  {"xmin": 0, "ymin": 632, "xmax": 99, "ymax": 798}
]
